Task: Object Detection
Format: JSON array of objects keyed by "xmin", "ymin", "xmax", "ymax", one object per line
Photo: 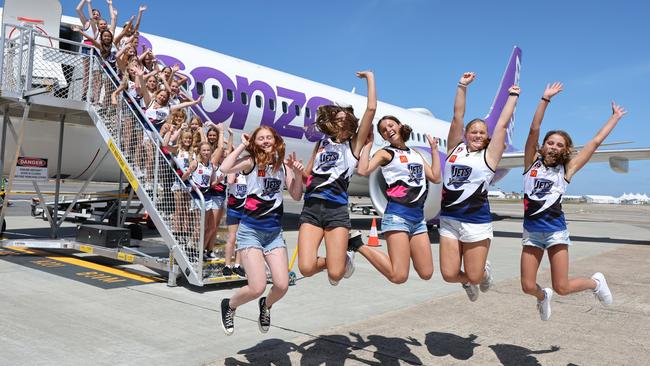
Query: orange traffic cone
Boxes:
[{"xmin": 367, "ymin": 218, "xmax": 380, "ymax": 247}]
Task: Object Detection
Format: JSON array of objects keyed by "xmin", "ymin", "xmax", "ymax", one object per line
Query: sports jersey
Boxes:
[
  {"xmin": 241, "ymin": 163, "xmax": 285, "ymax": 231},
  {"xmin": 211, "ymin": 168, "xmax": 227, "ymax": 197},
  {"xmin": 227, "ymin": 173, "xmax": 247, "ymax": 212},
  {"xmin": 523, "ymin": 157, "xmax": 569, "ymax": 232},
  {"xmin": 380, "ymin": 146, "xmax": 428, "ymax": 222},
  {"xmin": 144, "ymin": 101, "xmax": 170, "ymax": 130},
  {"xmin": 304, "ymin": 137, "xmax": 357, "ymax": 205},
  {"xmin": 190, "ymin": 159, "xmax": 213, "ymax": 194},
  {"xmin": 441, "ymin": 143, "xmax": 495, "ymax": 224}
]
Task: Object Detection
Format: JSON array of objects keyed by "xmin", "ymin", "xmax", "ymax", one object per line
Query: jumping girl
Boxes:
[
  {"xmin": 520, "ymin": 82, "xmax": 620, "ymax": 320},
  {"xmin": 218, "ymin": 126, "xmax": 304, "ymax": 335},
  {"xmin": 223, "ymin": 130, "xmax": 246, "ymax": 277},
  {"xmin": 351, "ymin": 116, "xmax": 441, "ymax": 283},
  {"xmin": 297, "ymin": 71, "xmax": 376, "ymax": 286},
  {"xmin": 439, "ymin": 72, "xmax": 519, "ymax": 301}
]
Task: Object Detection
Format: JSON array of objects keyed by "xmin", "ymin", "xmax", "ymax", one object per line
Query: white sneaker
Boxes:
[
  {"xmin": 537, "ymin": 287, "xmax": 553, "ymax": 321},
  {"xmin": 463, "ymin": 283, "xmax": 479, "ymax": 302},
  {"xmin": 480, "ymin": 260, "xmax": 493, "ymax": 292},
  {"xmin": 344, "ymin": 251, "xmax": 355, "ymax": 279},
  {"xmin": 592, "ymin": 272, "xmax": 613, "ymax": 306}
]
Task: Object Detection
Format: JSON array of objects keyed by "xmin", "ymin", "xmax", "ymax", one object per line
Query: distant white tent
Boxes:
[
  {"xmin": 583, "ymin": 195, "xmax": 620, "ymax": 204},
  {"xmin": 619, "ymin": 192, "xmax": 650, "ymax": 204}
]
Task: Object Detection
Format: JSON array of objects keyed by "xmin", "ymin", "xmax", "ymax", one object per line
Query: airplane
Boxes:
[{"xmin": 2, "ymin": 0, "xmax": 650, "ymax": 226}]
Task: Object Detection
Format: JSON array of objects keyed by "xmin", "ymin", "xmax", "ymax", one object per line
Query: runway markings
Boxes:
[{"xmin": 0, "ymin": 246, "xmax": 163, "ymax": 288}]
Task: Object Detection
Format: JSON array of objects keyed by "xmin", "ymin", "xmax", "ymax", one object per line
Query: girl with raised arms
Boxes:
[
  {"xmin": 349, "ymin": 116, "xmax": 441, "ymax": 283},
  {"xmin": 218, "ymin": 126, "xmax": 304, "ymax": 335},
  {"xmin": 297, "ymin": 71, "xmax": 376, "ymax": 286},
  {"xmin": 520, "ymin": 83, "xmax": 621, "ymax": 320},
  {"xmin": 439, "ymin": 72, "xmax": 520, "ymax": 301}
]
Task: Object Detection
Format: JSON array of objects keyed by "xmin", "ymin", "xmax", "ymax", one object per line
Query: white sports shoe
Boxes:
[
  {"xmin": 592, "ymin": 272, "xmax": 613, "ymax": 306},
  {"xmin": 537, "ymin": 287, "xmax": 553, "ymax": 321},
  {"xmin": 480, "ymin": 260, "xmax": 493, "ymax": 292},
  {"xmin": 344, "ymin": 251, "xmax": 355, "ymax": 279},
  {"xmin": 463, "ymin": 283, "xmax": 479, "ymax": 302}
]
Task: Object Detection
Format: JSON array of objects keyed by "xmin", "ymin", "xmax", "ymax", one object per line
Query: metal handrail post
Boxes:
[{"xmin": 24, "ymin": 27, "xmax": 36, "ymax": 93}]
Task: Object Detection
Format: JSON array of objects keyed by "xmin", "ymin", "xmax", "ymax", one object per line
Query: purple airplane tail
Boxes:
[{"xmin": 483, "ymin": 46, "xmax": 522, "ymax": 152}]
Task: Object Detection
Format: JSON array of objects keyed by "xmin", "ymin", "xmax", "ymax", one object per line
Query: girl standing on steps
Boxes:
[
  {"xmin": 520, "ymin": 82, "xmax": 621, "ymax": 320},
  {"xmin": 349, "ymin": 116, "xmax": 441, "ymax": 283},
  {"xmin": 218, "ymin": 126, "xmax": 304, "ymax": 336}
]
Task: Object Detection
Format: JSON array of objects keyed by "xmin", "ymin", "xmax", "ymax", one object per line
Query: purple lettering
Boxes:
[{"xmin": 232, "ymin": 76, "xmax": 277, "ymax": 130}]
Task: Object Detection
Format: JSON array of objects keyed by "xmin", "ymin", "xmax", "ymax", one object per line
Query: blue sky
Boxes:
[{"xmin": 59, "ymin": 0, "xmax": 650, "ymax": 195}]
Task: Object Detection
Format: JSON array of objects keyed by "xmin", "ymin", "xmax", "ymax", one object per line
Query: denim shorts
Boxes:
[
  {"xmin": 190, "ymin": 193, "xmax": 215, "ymax": 211},
  {"xmin": 299, "ymin": 199, "xmax": 351, "ymax": 229},
  {"xmin": 380, "ymin": 213, "xmax": 428, "ymax": 236},
  {"xmin": 211, "ymin": 195, "xmax": 226, "ymax": 210},
  {"xmin": 439, "ymin": 217, "xmax": 493, "ymax": 243},
  {"xmin": 522, "ymin": 229, "xmax": 571, "ymax": 250},
  {"xmin": 236, "ymin": 223, "xmax": 286, "ymax": 254}
]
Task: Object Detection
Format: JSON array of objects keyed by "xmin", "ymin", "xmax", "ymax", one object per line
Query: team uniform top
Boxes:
[
  {"xmin": 227, "ymin": 173, "xmax": 247, "ymax": 213},
  {"xmin": 211, "ymin": 168, "xmax": 227, "ymax": 198},
  {"xmin": 441, "ymin": 143, "xmax": 495, "ymax": 224},
  {"xmin": 144, "ymin": 101, "xmax": 170, "ymax": 131},
  {"xmin": 241, "ymin": 163, "xmax": 285, "ymax": 231},
  {"xmin": 523, "ymin": 157, "xmax": 569, "ymax": 232},
  {"xmin": 380, "ymin": 146, "xmax": 428, "ymax": 222},
  {"xmin": 304, "ymin": 137, "xmax": 358, "ymax": 205},
  {"xmin": 190, "ymin": 159, "xmax": 214, "ymax": 195}
]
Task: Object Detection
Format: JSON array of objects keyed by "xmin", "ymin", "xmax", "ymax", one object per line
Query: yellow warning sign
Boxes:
[
  {"xmin": 108, "ymin": 139, "xmax": 139, "ymax": 191},
  {"xmin": 117, "ymin": 252, "xmax": 135, "ymax": 263}
]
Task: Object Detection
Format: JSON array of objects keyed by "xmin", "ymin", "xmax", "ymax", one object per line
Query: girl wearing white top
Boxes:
[
  {"xmin": 439, "ymin": 72, "xmax": 519, "ymax": 302},
  {"xmin": 520, "ymin": 82, "xmax": 622, "ymax": 320}
]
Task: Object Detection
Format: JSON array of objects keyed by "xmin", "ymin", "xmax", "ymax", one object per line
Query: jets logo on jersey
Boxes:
[
  {"xmin": 407, "ymin": 163, "xmax": 423, "ymax": 184},
  {"xmin": 262, "ymin": 178, "xmax": 281, "ymax": 197},
  {"xmin": 531, "ymin": 178, "xmax": 554, "ymax": 198},
  {"xmin": 317, "ymin": 151, "xmax": 339, "ymax": 171},
  {"xmin": 235, "ymin": 184, "xmax": 247, "ymax": 196},
  {"xmin": 448, "ymin": 164, "xmax": 472, "ymax": 188}
]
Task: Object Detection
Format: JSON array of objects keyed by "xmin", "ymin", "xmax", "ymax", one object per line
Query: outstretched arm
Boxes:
[
  {"xmin": 486, "ymin": 85, "xmax": 520, "ymax": 169},
  {"xmin": 170, "ymin": 95, "xmax": 203, "ymax": 112},
  {"xmin": 132, "ymin": 5, "xmax": 147, "ymax": 34},
  {"xmin": 220, "ymin": 134, "xmax": 254, "ymax": 174},
  {"xmin": 76, "ymin": 0, "xmax": 90, "ymax": 28},
  {"xmin": 423, "ymin": 135, "xmax": 441, "ymax": 184},
  {"xmin": 107, "ymin": 0, "xmax": 117, "ymax": 35},
  {"xmin": 284, "ymin": 152, "xmax": 304, "ymax": 201},
  {"xmin": 72, "ymin": 26, "xmax": 100, "ymax": 48},
  {"xmin": 566, "ymin": 102, "xmax": 627, "ymax": 180},
  {"xmin": 351, "ymin": 71, "xmax": 377, "ymax": 157},
  {"xmin": 448, "ymin": 72, "xmax": 476, "ymax": 153},
  {"xmin": 357, "ymin": 140, "xmax": 390, "ymax": 177},
  {"xmin": 524, "ymin": 82, "xmax": 563, "ymax": 168},
  {"xmin": 210, "ymin": 124, "xmax": 225, "ymax": 166}
]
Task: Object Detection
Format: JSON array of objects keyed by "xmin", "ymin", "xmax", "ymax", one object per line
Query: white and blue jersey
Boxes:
[
  {"xmin": 241, "ymin": 163, "xmax": 285, "ymax": 231},
  {"xmin": 380, "ymin": 146, "xmax": 427, "ymax": 222},
  {"xmin": 190, "ymin": 159, "xmax": 214, "ymax": 199},
  {"xmin": 441, "ymin": 143, "xmax": 495, "ymax": 224},
  {"xmin": 227, "ymin": 173, "xmax": 247, "ymax": 219},
  {"xmin": 304, "ymin": 137, "xmax": 358, "ymax": 205},
  {"xmin": 523, "ymin": 157, "xmax": 569, "ymax": 232}
]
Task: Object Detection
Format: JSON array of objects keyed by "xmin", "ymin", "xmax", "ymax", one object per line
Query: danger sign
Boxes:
[{"xmin": 15, "ymin": 156, "xmax": 48, "ymax": 181}]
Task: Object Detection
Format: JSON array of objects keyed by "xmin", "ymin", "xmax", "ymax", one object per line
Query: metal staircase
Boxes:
[{"xmin": 0, "ymin": 23, "xmax": 233, "ymax": 286}]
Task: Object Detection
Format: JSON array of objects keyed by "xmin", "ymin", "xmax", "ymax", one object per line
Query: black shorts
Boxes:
[{"xmin": 299, "ymin": 199, "xmax": 351, "ymax": 229}]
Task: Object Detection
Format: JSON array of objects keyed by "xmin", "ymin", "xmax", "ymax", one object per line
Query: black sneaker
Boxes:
[
  {"xmin": 220, "ymin": 299, "xmax": 235, "ymax": 336},
  {"xmin": 222, "ymin": 266, "xmax": 233, "ymax": 276},
  {"xmin": 233, "ymin": 265, "xmax": 246, "ymax": 277},
  {"xmin": 258, "ymin": 297, "xmax": 270, "ymax": 333},
  {"xmin": 348, "ymin": 230, "xmax": 364, "ymax": 252}
]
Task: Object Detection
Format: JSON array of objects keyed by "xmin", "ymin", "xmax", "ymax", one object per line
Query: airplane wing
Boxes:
[{"xmin": 498, "ymin": 148, "xmax": 650, "ymax": 173}]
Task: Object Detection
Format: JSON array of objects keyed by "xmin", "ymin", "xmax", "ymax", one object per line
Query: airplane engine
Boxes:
[{"xmin": 368, "ymin": 146, "xmax": 442, "ymax": 222}]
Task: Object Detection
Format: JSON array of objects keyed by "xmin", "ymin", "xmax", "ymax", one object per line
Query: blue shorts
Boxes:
[
  {"xmin": 190, "ymin": 192, "xmax": 215, "ymax": 211},
  {"xmin": 236, "ymin": 223, "xmax": 286, "ymax": 254},
  {"xmin": 211, "ymin": 195, "xmax": 226, "ymax": 210},
  {"xmin": 380, "ymin": 213, "xmax": 428, "ymax": 236},
  {"xmin": 522, "ymin": 229, "xmax": 572, "ymax": 250}
]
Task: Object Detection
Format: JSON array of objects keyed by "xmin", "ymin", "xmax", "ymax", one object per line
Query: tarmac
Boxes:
[{"xmin": 1, "ymin": 191, "xmax": 649, "ymax": 365}]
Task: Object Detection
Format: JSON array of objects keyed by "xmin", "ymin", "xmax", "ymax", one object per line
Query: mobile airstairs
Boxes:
[{"xmin": 0, "ymin": 22, "xmax": 238, "ymax": 286}]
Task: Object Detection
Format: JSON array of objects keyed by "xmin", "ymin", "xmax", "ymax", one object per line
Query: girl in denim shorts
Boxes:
[
  {"xmin": 439, "ymin": 72, "xmax": 520, "ymax": 302},
  {"xmin": 297, "ymin": 71, "xmax": 376, "ymax": 286},
  {"xmin": 351, "ymin": 116, "xmax": 440, "ymax": 283},
  {"xmin": 520, "ymin": 82, "xmax": 622, "ymax": 320},
  {"xmin": 218, "ymin": 126, "xmax": 304, "ymax": 336}
]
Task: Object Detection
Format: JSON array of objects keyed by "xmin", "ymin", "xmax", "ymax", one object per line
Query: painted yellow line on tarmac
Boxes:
[{"xmin": 7, "ymin": 246, "xmax": 161, "ymax": 283}]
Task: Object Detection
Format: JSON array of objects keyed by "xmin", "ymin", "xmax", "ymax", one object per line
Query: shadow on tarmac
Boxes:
[
  {"xmin": 493, "ymin": 230, "xmax": 650, "ymax": 246},
  {"xmin": 222, "ymin": 331, "xmax": 561, "ymax": 365}
]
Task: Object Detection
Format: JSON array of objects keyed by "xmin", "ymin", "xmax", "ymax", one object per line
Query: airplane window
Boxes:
[
  {"xmin": 226, "ymin": 89, "xmax": 234, "ymax": 102},
  {"xmin": 295, "ymin": 105, "xmax": 300, "ymax": 116},
  {"xmin": 269, "ymin": 98, "xmax": 275, "ymax": 111},
  {"xmin": 411, "ymin": 132, "xmax": 414, "ymax": 140},
  {"xmin": 196, "ymin": 82, "xmax": 204, "ymax": 96},
  {"xmin": 417, "ymin": 133, "xmax": 421, "ymax": 141},
  {"xmin": 306, "ymin": 107, "xmax": 311, "ymax": 118},
  {"xmin": 282, "ymin": 101, "xmax": 288, "ymax": 114},
  {"xmin": 255, "ymin": 95, "xmax": 262, "ymax": 108},
  {"xmin": 211, "ymin": 85, "xmax": 220, "ymax": 99},
  {"xmin": 241, "ymin": 92, "xmax": 248, "ymax": 105}
]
